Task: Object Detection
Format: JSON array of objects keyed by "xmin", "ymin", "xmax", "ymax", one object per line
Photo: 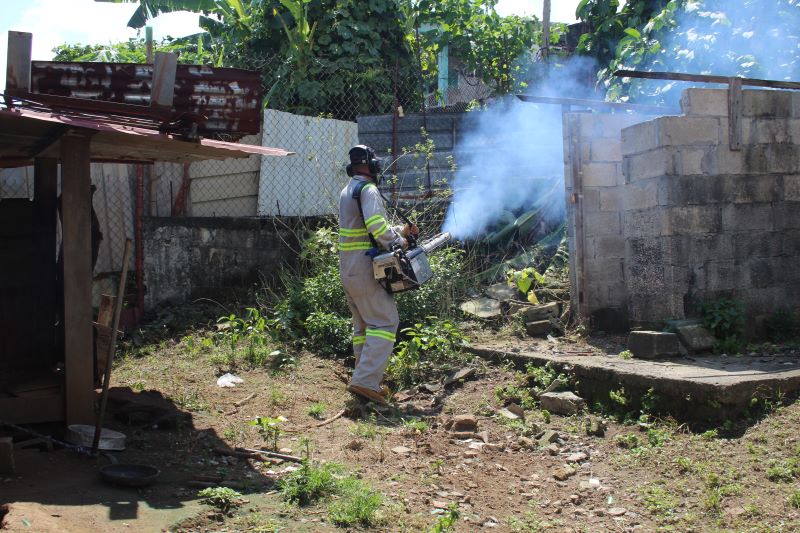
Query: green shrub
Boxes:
[
  {"xmin": 327, "ymin": 478, "xmax": 384, "ymax": 528},
  {"xmin": 615, "ymin": 433, "xmax": 642, "ymax": 449},
  {"xmin": 198, "ymin": 486, "xmax": 243, "ymax": 515},
  {"xmin": 278, "ymin": 462, "xmax": 343, "ymax": 505},
  {"xmin": 701, "ymin": 299, "xmax": 745, "ymax": 353},
  {"xmin": 304, "ymin": 312, "xmax": 352, "ymax": 357},
  {"xmin": 386, "ymin": 317, "xmax": 469, "ymax": 388},
  {"xmin": 790, "ymin": 490, "xmax": 800, "ymax": 509}
]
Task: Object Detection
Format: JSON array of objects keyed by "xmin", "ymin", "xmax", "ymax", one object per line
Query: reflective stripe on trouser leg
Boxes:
[
  {"xmin": 345, "ymin": 291, "xmax": 367, "ymax": 366},
  {"xmin": 341, "ymin": 270, "xmax": 399, "ymax": 392}
]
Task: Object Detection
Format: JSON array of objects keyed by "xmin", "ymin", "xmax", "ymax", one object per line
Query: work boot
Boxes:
[{"xmin": 346, "ymin": 383, "xmax": 388, "ymax": 405}]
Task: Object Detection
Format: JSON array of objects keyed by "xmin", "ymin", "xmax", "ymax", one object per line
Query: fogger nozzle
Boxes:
[{"xmin": 420, "ymin": 232, "xmax": 452, "ymax": 253}]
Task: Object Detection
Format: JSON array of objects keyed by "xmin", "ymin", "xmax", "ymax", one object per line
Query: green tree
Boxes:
[{"xmin": 52, "ymin": 36, "xmax": 218, "ymax": 65}]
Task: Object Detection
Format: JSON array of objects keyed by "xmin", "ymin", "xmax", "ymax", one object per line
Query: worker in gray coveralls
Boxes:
[{"xmin": 338, "ymin": 145, "xmax": 418, "ymax": 404}]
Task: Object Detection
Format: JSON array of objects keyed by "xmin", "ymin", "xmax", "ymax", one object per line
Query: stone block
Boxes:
[
  {"xmin": 785, "ymin": 175, "xmax": 800, "ymax": 201},
  {"xmin": 669, "ymin": 206, "xmax": 722, "ymax": 235},
  {"xmin": 621, "ymin": 120, "xmax": 658, "ymax": 155},
  {"xmin": 526, "ymin": 320, "xmax": 552, "ymax": 336},
  {"xmin": 627, "ymin": 331, "xmax": 680, "ymax": 359},
  {"xmin": 539, "ymin": 391, "xmax": 586, "ymax": 416},
  {"xmin": 680, "ymin": 88, "xmax": 729, "ymax": 116},
  {"xmin": 657, "ymin": 116, "xmax": 720, "ymax": 146},
  {"xmin": 665, "ymin": 175, "xmax": 725, "ymax": 205},
  {"xmin": 733, "ymin": 231, "xmax": 782, "ymax": 260},
  {"xmin": 623, "ymin": 208, "xmax": 669, "ymax": 238},
  {"xmin": 599, "ymin": 187, "xmax": 623, "ymax": 212},
  {"xmin": 586, "ymin": 258, "xmax": 624, "ymax": 283},
  {"xmin": 592, "ymin": 113, "xmax": 649, "ymax": 139},
  {"xmin": 721, "ymin": 204, "xmax": 774, "ymax": 232},
  {"xmin": 589, "ymin": 235, "xmax": 626, "ymax": 259},
  {"xmin": 517, "ymin": 302, "xmax": 560, "ymax": 322},
  {"xmin": 675, "ymin": 324, "xmax": 716, "ymax": 352},
  {"xmin": 724, "ymin": 175, "xmax": 780, "ymax": 204},
  {"xmin": 744, "ymin": 144, "xmax": 800, "ymax": 174},
  {"xmin": 669, "ymin": 234, "xmax": 734, "ymax": 263},
  {"xmin": 749, "ymin": 119, "xmax": 795, "ymax": 144},
  {"xmin": 451, "ymin": 414, "xmax": 478, "ymax": 433},
  {"xmin": 582, "ymin": 162, "xmax": 619, "ymax": 187},
  {"xmin": 775, "ymin": 202, "xmax": 800, "ymax": 230},
  {"xmin": 710, "ymin": 147, "xmax": 746, "ymax": 175},
  {"xmin": 624, "ymin": 149, "xmax": 675, "ymax": 181},
  {"xmin": 584, "ymin": 211, "xmax": 621, "ymax": 237},
  {"xmin": 781, "ymin": 229, "xmax": 800, "ymax": 256},
  {"xmin": 742, "ymin": 89, "xmax": 793, "ymax": 117},
  {"xmin": 591, "ymin": 139, "xmax": 623, "ymax": 162},
  {"xmin": 581, "ymin": 188, "xmax": 601, "ymax": 213},
  {"xmin": 624, "ymin": 179, "xmax": 661, "ymax": 210},
  {"xmin": 676, "ymin": 148, "xmax": 708, "ymax": 175}
]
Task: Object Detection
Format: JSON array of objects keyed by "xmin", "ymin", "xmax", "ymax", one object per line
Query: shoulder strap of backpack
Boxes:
[{"xmin": 352, "ymin": 181, "xmax": 379, "ymax": 250}]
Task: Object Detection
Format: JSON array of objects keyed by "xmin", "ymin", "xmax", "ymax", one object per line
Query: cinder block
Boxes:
[
  {"xmin": 586, "ymin": 257, "xmax": 624, "ymax": 283},
  {"xmin": 581, "ymin": 188, "xmax": 601, "ymax": 213},
  {"xmin": 584, "ymin": 211, "xmax": 621, "ymax": 237},
  {"xmin": 748, "ymin": 257, "xmax": 778, "ymax": 289},
  {"xmin": 627, "ymin": 331, "xmax": 680, "ymax": 359},
  {"xmin": 582, "ymin": 162, "xmax": 619, "ymax": 187},
  {"xmin": 704, "ymin": 147, "xmax": 745, "ymax": 175},
  {"xmin": 591, "ymin": 139, "xmax": 623, "ymax": 162},
  {"xmin": 695, "ymin": 260, "xmax": 737, "ymax": 293},
  {"xmin": 742, "ymin": 89, "xmax": 793, "ymax": 118},
  {"xmin": 676, "ymin": 148, "xmax": 708, "ymax": 175},
  {"xmin": 665, "ymin": 175, "xmax": 725, "ymax": 205},
  {"xmin": 623, "ymin": 208, "xmax": 669, "ymax": 238},
  {"xmin": 589, "ymin": 235, "xmax": 626, "ymax": 259},
  {"xmin": 774, "ymin": 202, "xmax": 800, "ymax": 230},
  {"xmin": 599, "ymin": 187, "xmax": 623, "ymax": 212},
  {"xmin": 592, "ymin": 113, "xmax": 649, "ymax": 139},
  {"xmin": 750, "ymin": 119, "xmax": 794, "ymax": 144},
  {"xmin": 723, "ymin": 175, "xmax": 780, "ymax": 204},
  {"xmin": 721, "ymin": 204, "xmax": 774, "ymax": 232},
  {"xmin": 624, "ymin": 179, "xmax": 660, "ymax": 210},
  {"xmin": 781, "ymin": 229, "xmax": 800, "ymax": 256},
  {"xmin": 621, "ymin": 120, "xmax": 658, "ymax": 155},
  {"xmin": 657, "ymin": 116, "xmax": 720, "ymax": 146},
  {"xmin": 680, "ymin": 88, "xmax": 728, "ymax": 116},
  {"xmin": 669, "ymin": 234, "xmax": 734, "ymax": 263},
  {"xmin": 624, "ymin": 149, "xmax": 675, "ymax": 181},
  {"xmin": 669, "ymin": 206, "xmax": 722, "ymax": 235},
  {"xmin": 782, "ymin": 174, "xmax": 800, "ymax": 201}
]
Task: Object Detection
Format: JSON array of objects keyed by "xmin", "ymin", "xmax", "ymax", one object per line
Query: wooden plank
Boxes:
[
  {"xmin": 542, "ymin": 0, "xmax": 551, "ymax": 59},
  {"xmin": 728, "ymin": 77, "xmax": 743, "ymax": 151},
  {"xmin": 0, "ymin": 393, "xmax": 64, "ymax": 424},
  {"xmin": 516, "ymin": 94, "xmax": 671, "ymax": 115},
  {"xmin": 6, "ymin": 31, "xmax": 32, "ymax": 92},
  {"xmin": 33, "ymin": 158, "xmax": 58, "ymax": 364},
  {"xmin": 613, "ymin": 70, "xmax": 800, "ymax": 90},
  {"xmin": 151, "ymin": 52, "xmax": 177, "ymax": 108},
  {"xmin": 60, "ymin": 132, "xmax": 95, "ymax": 425}
]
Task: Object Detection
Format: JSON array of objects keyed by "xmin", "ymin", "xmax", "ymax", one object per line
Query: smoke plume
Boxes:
[{"xmin": 442, "ymin": 57, "xmax": 597, "ymax": 240}]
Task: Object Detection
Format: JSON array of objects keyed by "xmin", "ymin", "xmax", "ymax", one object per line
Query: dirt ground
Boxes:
[{"xmin": 3, "ymin": 320, "xmax": 800, "ymax": 532}]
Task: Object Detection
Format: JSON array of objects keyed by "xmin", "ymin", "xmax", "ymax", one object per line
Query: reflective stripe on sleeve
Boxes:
[
  {"xmin": 352, "ymin": 335, "xmax": 366, "ymax": 345},
  {"xmin": 339, "ymin": 227, "xmax": 369, "ymax": 237},
  {"xmin": 339, "ymin": 241, "xmax": 373, "ymax": 251}
]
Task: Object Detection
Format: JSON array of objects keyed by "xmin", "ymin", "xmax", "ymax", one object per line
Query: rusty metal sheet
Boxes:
[{"xmin": 28, "ymin": 61, "xmax": 263, "ymax": 137}]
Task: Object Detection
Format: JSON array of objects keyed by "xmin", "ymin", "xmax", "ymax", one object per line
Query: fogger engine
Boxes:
[{"xmin": 373, "ymin": 232, "xmax": 452, "ymax": 294}]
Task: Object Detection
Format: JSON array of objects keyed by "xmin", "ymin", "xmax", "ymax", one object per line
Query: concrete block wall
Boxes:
[
  {"xmin": 357, "ymin": 113, "xmax": 461, "ymax": 191},
  {"xmin": 562, "ymin": 111, "xmax": 650, "ymax": 327},
  {"xmin": 621, "ymin": 88, "xmax": 800, "ymax": 328},
  {"xmin": 143, "ymin": 216, "xmax": 317, "ymax": 309}
]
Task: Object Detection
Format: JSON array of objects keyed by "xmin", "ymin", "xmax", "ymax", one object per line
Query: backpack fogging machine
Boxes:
[{"xmin": 373, "ymin": 232, "xmax": 452, "ymax": 294}]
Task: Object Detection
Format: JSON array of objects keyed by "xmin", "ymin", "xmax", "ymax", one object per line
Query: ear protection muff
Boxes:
[{"xmin": 347, "ymin": 145, "xmax": 382, "ymax": 179}]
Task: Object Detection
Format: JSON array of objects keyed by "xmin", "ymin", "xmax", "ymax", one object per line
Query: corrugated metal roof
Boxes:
[
  {"xmin": 27, "ymin": 61, "xmax": 264, "ymax": 138},
  {"xmin": 0, "ymin": 106, "xmax": 293, "ymax": 168}
]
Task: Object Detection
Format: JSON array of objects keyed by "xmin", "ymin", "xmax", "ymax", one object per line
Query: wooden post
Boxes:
[
  {"xmin": 542, "ymin": 0, "xmax": 551, "ymax": 60},
  {"xmin": 33, "ymin": 158, "xmax": 58, "ymax": 361},
  {"xmin": 151, "ymin": 52, "xmax": 177, "ymax": 109},
  {"xmin": 60, "ymin": 132, "xmax": 95, "ymax": 425},
  {"xmin": 6, "ymin": 31, "xmax": 32, "ymax": 92},
  {"xmin": 728, "ymin": 77, "xmax": 743, "ymax": 151}
]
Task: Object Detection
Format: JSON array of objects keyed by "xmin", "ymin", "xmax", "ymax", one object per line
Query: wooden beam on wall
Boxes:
[
  {"xmin": 60, "ymin": 132, "xmax": 95, "ymax": 425},
  {"xmin": 151, "ymin": 52, "xmax": 177, "ymax": 109},
  {"xmin": 728, "ymin": 76, "xmax": 743, "ymax": 151},
  {"xmin": 33, "ymin": 158, "xmax": 58, "ymax": 363},
  {"xmin": 6, "ymin": 31, "xmax": 32, "ymax": 92}
]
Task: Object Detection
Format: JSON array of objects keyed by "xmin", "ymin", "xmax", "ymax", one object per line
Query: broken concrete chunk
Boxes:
[
  {"xmin": 675, "ymin": 323, "xmax": 716, "ymax": 352},
  {"xmin": 538, "ymin": 429, "xmax": 560, "ymax": 445},
  {"xmin": 517, "ymin": 436, "xmax": 536, "ymax": 450},
  {"xmin": 526, "ymin": 320, "xmax": 552, "ymax": 337},
  {"xmin": 553, "ymin": 466, "xmax": 577, "ymax": 481},
  {"xmin": 627, "ymin": 331, "xmax": 680, "ymax": 359},
  {"xmin": 540, "ymin": 391, "xmax": 585, "ymax": 416},
  {"xmin": 444, "ymin": 367, "xmax": 477, "ymax": 386},
  {"xmin": 546, "ymin": 443, "xmax": 560, "ymax": 455},
  {"xmin": 505, "ymin": 403, "xmax": 525, "ymax": 419},
  {"xmin": 460, "ymin": 298, "xmax": 502, "ymax": 319},
  {"xmin": 517, "ymin": 302, "xmax": 560, "ymax": 322},
  {"xmin": 585, "ymin": 417, "xmax": 607, "ymax": 437},
  {"xmin": 498, "ymin": 408, "xmax": 521, "ymax": 421},
  {"xmin": 451, "ymin": 414, "xmax": 478, "ymax": 433},
  {"xmin": 485, "ymin": 282, "xmax": 518, "ymax": 302},
  {"xmin": 391, "ymin": 446, "xmax": 412, "ymax": 455},
  {"xmin": 566, "ymin": 452, "xmax": 588, "ymax": 463},
  {"xmin": 477, "ymin": 431, "xmax": 490, "ymax": 443}
]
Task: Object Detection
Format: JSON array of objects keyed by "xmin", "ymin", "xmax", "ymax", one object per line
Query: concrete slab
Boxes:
[{"xmin": 470, "ymin": 341, "xmax": 800, "ymax": 422}]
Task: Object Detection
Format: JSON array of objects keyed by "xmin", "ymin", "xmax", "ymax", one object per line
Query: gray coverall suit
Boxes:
[{"xmin": 338, "ymin": 175, "xmax": 403, "ymax": 392}]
